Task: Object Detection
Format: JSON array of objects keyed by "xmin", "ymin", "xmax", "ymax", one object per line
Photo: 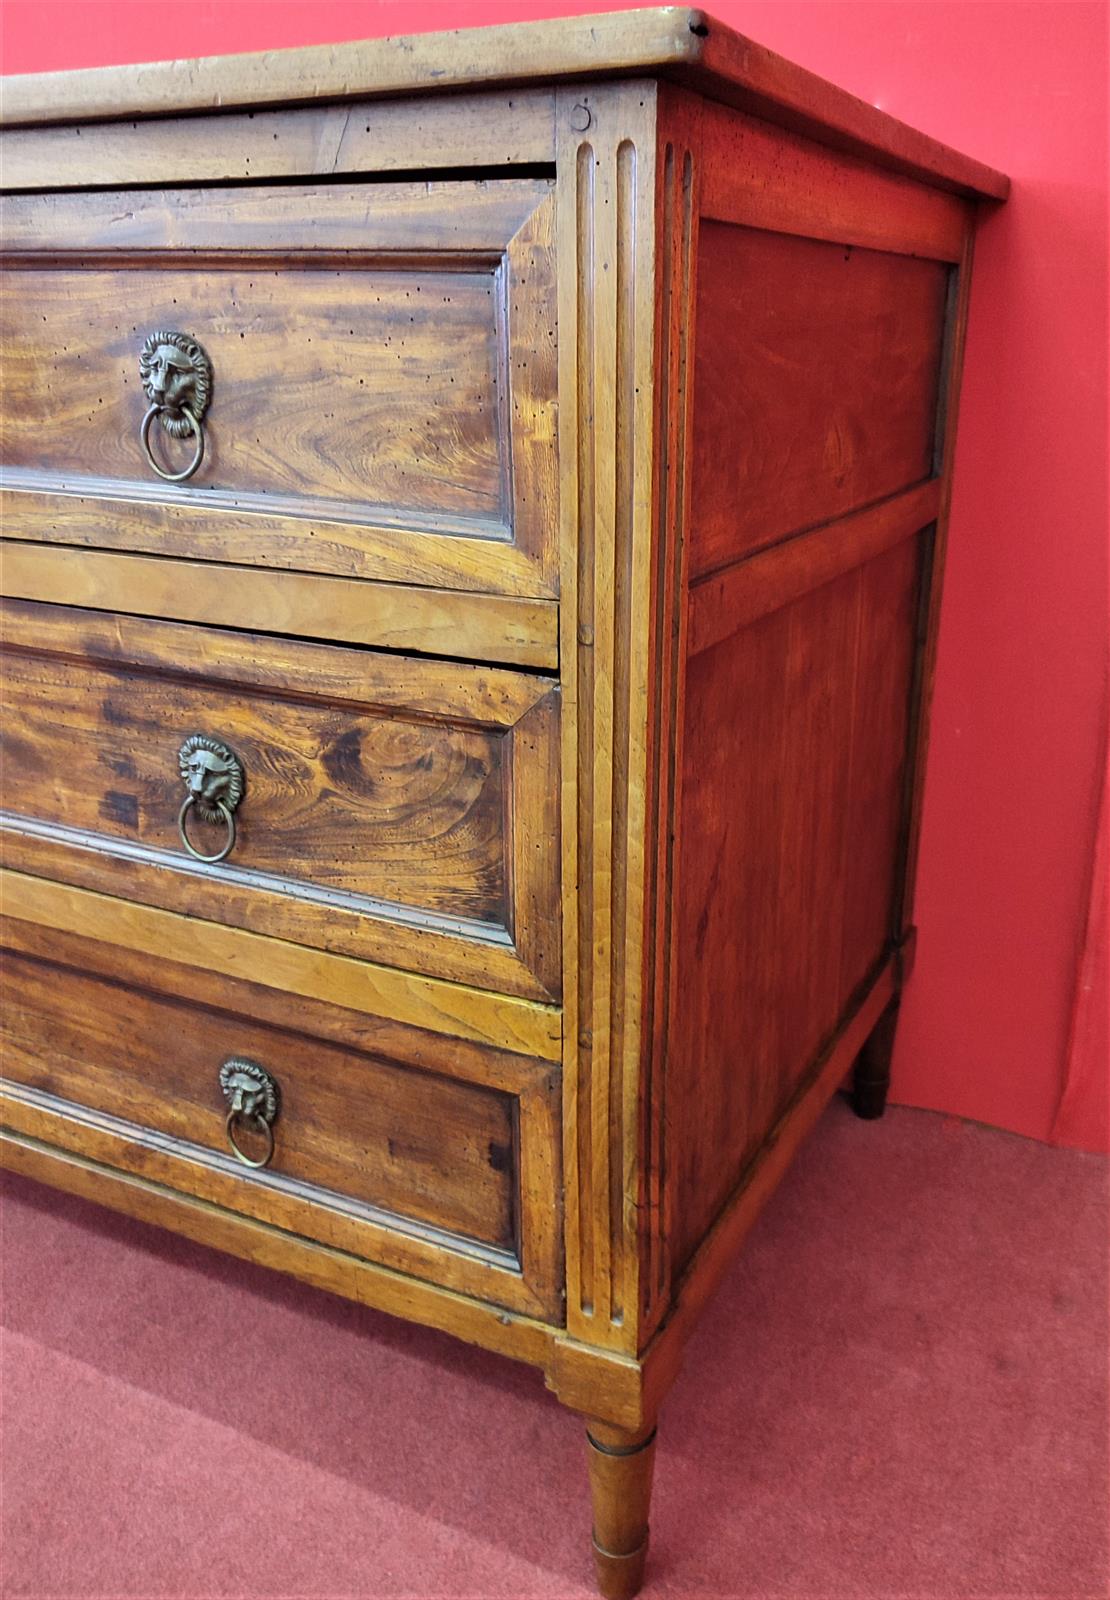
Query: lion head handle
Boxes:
[
  {"xmin": 178, "ymin": 734, "xmax": 244, "ymax": 824},
  {"xmin": 139, "ymin": 331, "xmax": 212, "ymax": 439}
]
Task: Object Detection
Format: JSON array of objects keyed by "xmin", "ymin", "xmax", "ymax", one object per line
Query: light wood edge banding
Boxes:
[
  {"xmin": 0, "ymin": 11, "xmax": 1009, "ymax": 201},
  {"xmin": 0, "ymin": 1128, "xmax": 559, "ymax": 1365},
  {"xmin": 0, "ymin": 542, "xmax": 559, "ymax": 672},
  {"xmin": 0, "ymin": 872, "xmax": 562, "ymax": 1062},
  {"xmin": 1, "ymin": 1083, "xmax": 560, "ymax": 1318},
  {"xmin": 558, "ymin": 83, "xmax": 660, "ymax": 1351},
  {"xmin": 687, "ymin": 477, "xmax": 944, "ymax": 660},
  {"xmin": 0, "ymin": 91, "xmax": 556, "ymax": 190}
]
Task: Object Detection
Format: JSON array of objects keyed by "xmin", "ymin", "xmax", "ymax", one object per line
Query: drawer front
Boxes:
[
  {"xmin": 1, "ymin": 180, "xmax": 557, "ymax": 599},
  {"xmin": 0, "ymin": 601, "xmax": 560, "ymax": 1000},
  {"xmin": 0, "ymin": 917, "xmax": 563, "ymax": 1320}
]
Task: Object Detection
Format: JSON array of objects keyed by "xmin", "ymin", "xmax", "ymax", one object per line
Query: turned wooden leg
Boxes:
[
  {"xmin": 852, "ymin": 996, "xmax": 900, "ymax": 1119},
  {"xmin": 585, "ymin": 1420, "xmax": 657, "ymax": 1600}
]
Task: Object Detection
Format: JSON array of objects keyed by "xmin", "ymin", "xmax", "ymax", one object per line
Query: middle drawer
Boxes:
[{"xmin": 0, "ymin": 599, "xmax": 560, "ymax": 1000}]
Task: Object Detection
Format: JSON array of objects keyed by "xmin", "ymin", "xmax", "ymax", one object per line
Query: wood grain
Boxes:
[
  {"xmin": 3, "ymin": 951, "xmax": 518, "ymax": 1254},
  {"xmin": 586, "ymin": 1420, "xmax": 658, "ymax": 1599},
  {"xmin": 637, "ymin": 84, "xmax": 701, "ymax": 1347},
  {"xmin": 0, "ymin": 91, "xmax": 556, "ymax": 189},
  {"xmin": 1, "ymin": 182, "xmax": 558, "ymax": 599},
  {"xmin": 689, "ymin": 222, "xmax": 949, "ymax": 578},
  {"xmin": 0, "ymin": 872, "xmax": 562, "ymax": 1061},
  {"xmin": 1, "ymin": 180, "xmax": 549, "ymax": 255},
  {"xmin": 0, "ymin": 601, "xmax": 561, "ymax": 998},
  {"xmin": 0, "ymin": 543, "xmax": 558, "ymax": 670},
  {"xmin": 557, "ymin": 83, "xmax": 660, "ymax": 1352},
  {"xmin": 688, "ymin": 478, "xmax": 941, "ymax": 658},
  {"xmin": 0, "ymin": 9, "xmax": 1009, "ymax": 200},
  {"xmin": 699, "ymin": 98, "xmax": 969, "ymax": 262},
  {"xmin": 668, "ymin": 534, "xmax": 924, "ymax": 1273}
]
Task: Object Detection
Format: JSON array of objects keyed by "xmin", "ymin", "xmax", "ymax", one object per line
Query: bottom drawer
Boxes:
[{"xmin": 0, "ymin": 919, "xmax": 563, "ymax": 1320}]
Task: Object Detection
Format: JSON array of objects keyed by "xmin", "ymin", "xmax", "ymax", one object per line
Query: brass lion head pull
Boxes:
[
  {"xmin": 138, "ymin": 330, "xmax": 212, "ymax": 482},
  {"xmin": 177, "ymin": 734, "xmax": 244, "ymax": 864},
  {"xmin": 219, "ymin": 1057, "xmax": 280, "ymax": 1169}
]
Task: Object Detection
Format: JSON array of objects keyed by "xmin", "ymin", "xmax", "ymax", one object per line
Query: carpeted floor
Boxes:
[{"xmin": 2, "ymin": 1099, "xmax": 1107, "ymax": 1600}]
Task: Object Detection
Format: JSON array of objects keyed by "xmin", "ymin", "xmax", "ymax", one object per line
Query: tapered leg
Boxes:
[
  {"xmin": 852, "ymin": 996, "xmax": 900, "ymax": 1119},
  {"xmin": 585, "ymin": 1419, "xmax": 657, "ymax": 1600}
]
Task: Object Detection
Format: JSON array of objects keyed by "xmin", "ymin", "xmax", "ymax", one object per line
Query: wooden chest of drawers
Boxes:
[{"xmin": 0, "ymin": 12, "xmax": 1007, "ymax": 1595}]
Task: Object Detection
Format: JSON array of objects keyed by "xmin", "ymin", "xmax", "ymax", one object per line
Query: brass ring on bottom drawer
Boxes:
[
  {"xmin": 177, "ymin": 794, "xmax": 237, "ymax": 864},
  {"xmin": 224, "ymin": 1107, "xmax": 275, "ymax": 1169}
]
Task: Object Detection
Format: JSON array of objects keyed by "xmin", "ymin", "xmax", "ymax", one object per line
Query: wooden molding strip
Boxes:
[
  {"xmin": 699, "ymin": 100, "xmax": 969, "ymax": 263},
  {"xmin": 0, "ymin": 484, "xmax": 549, "ymax": 603},
  {"xmin": 0, "ymin": 1129, "xmax": 557, "ymax": 1367},
  {"xmin": 0, "ymin": 92, "xmax": 556, "ymax": 191},
  {"xmin": 0, "ymin": 541, "xmax": 558, "ymax": 671},
  {"xmin": 688, "ymin": 478, "xmax": 942, "ymax": 659},
  {"xmin": 0, "ymin": 597, "xmax": 553, "ymax": 727},
  {"xmin": 0, "ymin": 871, "xmax": 562, "ymax": 1062},
  {"xmin": 556, "ymin": 84, "xmax": 662, "ymax": 1353},
  {"xmin": 0, "ymin": 10, "xmax": 1008, "ymax": 200},
  {"xmin": 0, "ymin": 178, "xmax": 550, "ymax": 254}
]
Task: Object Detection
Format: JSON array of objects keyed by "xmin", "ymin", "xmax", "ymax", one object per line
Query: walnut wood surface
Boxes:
[
  {"xmin": 669, "ymin": 532, "xmax": 924, "ymax": 1271},
  {"xmin": 0, "ymin": 90, "xmax": 557, "ymax": 189},
  {"xmin": 0, "ymin": 9, "xmax": 1009, "ymax": 200},
  {"xmin": 0, "ymin": 543, "xmax": 558, "ymax": 670},
  {"xmin": 586, "ymin": 1420, "xmax": 658, "ymax": 1599},
  {"xmin": 3, "ymin": 950, "xmax": 516, "ymax": 1249},
  {"xmin": 689, "ymin": 221, "xmax": 949, "ymax": 578},
  {"xmin": 0, "ymin": 871, "xmax": 562, "ymax": 1062},
  {"xmin": 0, "ymin": 601, "xmax": 560, "ymax": 999},
  {"xmin": 2, "ymin": 182, "xmax": 558, "ymax": 599},
  {"xmin": 556, "ymin": 82, "xmax": 665, "ymax": 1353}
]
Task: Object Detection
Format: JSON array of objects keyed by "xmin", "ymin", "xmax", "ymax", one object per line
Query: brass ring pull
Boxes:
[
  {"xmin": 176, "ymin": 734, "xmax": 244, "ymax": 865},
  {"xmin": 219, "ymin": 1058, "xmax": 280, "ymax": 1171},
  {"xmin": 177, "ymin": 793, "xmax": 236, "ymax": 863},
  {"xmin": 137, "ymin": 330, "xmax": 212, "ymax": 483},
  {"xmin": 224, "ymin": 1106, "xmax": 275, "ymax": 1169},
  {"xmin": 140, "ymin": 403, "xmax": 205, "ymax": 482}
]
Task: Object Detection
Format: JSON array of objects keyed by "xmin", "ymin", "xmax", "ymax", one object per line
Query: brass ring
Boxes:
[
  {"xmin": 140, "ymin": 403, "xmax": 205, "ymax": 482},
  {"xmin": 225, "ymin": 1108, "xmax": 275, "ymax": 1169},
  {"xmin": 177, "ymin": 794, "xmax": 236, "ymax": 863}
]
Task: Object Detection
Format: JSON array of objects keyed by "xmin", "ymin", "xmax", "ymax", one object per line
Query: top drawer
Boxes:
[{"xmin": 0, "ymin": 181, "xmax": 557, "ymax": 598}]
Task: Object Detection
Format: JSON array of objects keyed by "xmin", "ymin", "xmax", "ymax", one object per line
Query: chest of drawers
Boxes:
[{"xmin": 0, "ymin": 12, "xmax": 1007, "ymax": 1595}]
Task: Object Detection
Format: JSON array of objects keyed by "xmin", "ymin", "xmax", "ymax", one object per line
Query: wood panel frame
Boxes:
[
  {"xmin": 0, "ymin": 542, "xmax": 558, "ymax": 670},
  {"xmin": 1, "ymin": 180, "xmax": 559, "ymax": 602},
  {"xmin": 0, "ymin": 601, "xmax": 561, "ymax": 1000},
  {"xmin": 0, "ymin": 89, "xmax": 557, "ymax": 189},
  {"xmin": 0, "ymin": 870, "xmax": 561, "ymax": 1062},
  {"xmin": 0, "ymin": 917, "xmax": 564, "ymax": 1318}
]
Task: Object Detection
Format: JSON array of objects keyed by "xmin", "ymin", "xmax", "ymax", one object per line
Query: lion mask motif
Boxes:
[
  {"xmin": 139, "ymin": 331, "xmax": 212, "ymax": 438},
  {"xmin": 178, "ymin": 735, "xmax": 243, "ymax": 823}
]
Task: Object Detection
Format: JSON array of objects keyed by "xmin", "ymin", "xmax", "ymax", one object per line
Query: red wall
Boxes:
[{"xmin": 5, "ymin": 1, "xmax": 1107, "ymax": 1150}]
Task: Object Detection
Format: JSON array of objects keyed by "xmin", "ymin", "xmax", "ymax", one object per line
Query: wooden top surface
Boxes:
[{"xmin": 0, "ymin": 7, "xmax": 1008, "ymax": 200}]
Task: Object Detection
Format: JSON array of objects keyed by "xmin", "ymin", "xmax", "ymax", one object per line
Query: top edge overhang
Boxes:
[{"xmin": 0, "ymin": 8, "xmax": 1009, "ymax": 201}]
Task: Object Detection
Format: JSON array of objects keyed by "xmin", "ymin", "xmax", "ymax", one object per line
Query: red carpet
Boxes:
[{"xmin": 2, "ymin": 1100, "xmax": 1107, "ymax": 1599}]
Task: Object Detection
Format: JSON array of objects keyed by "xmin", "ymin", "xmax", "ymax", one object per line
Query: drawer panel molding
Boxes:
[
  {"xmin": 0, "ymin": 937, "xmax": 564, "ymax": 1319},
  {"xmin": 0, "ymin": 602, "xmax": 561, "ymax": 999},
  {"xmin": 1, "ymin": 181, "xmax": 558, "ymax": 599}
]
